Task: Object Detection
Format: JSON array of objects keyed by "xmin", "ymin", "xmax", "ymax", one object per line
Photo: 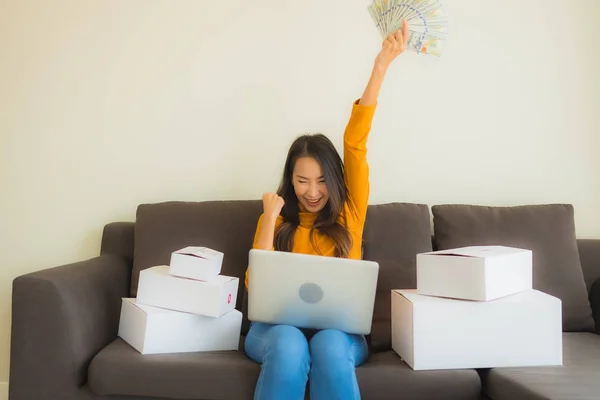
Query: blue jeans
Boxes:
[{"xmin": 245, "ymin": 322, "xmax": 369, "ymax": 400}]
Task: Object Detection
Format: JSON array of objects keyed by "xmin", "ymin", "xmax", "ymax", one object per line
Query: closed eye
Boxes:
[{"xmin": 297, "ymin": 175, "xmax": 324, "ymax": 181}]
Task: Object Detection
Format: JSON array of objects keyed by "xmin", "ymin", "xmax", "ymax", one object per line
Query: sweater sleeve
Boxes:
[
  {"xmin": 343, "ymin": 99, "xmax": 376, "ymax": 229},
  {"xmin": 245, "ymin": 213, "xmax": 282, "ymax": 289}
]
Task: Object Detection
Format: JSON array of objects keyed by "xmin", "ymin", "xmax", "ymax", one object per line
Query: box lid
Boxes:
[
  {"xmin": 393, "ymin": 289, "xmax": 552, "ymax": 305},
  {"xmin": 174, "ymin": 246, "xmax": 223, "ymax": 260},
  {"xmin": 202, "ymin": 274, "xmax": 238, "ymax": 285},
  {"xmin": 144, "ymin": 266, "xmax": 237, "ymax": 284},
  {"xmin": 393, "ymin": 289, "xmax": 464, "ymax": 305},
  {"xmin": 124, "ymin": 298, "xmax": 218, "ymax": 316},
  {"xmin": 420, "ymin": 245, "xmax": 530, "ymax": 259},
  {"xmin": 123, "ymin": 298, "xmax": 180, "ymax": 315}
]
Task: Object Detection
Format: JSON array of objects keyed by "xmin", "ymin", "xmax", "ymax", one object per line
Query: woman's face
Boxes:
[{"xmin": 292, "ymin": 156, "xmax": 329, "ymax": 212}]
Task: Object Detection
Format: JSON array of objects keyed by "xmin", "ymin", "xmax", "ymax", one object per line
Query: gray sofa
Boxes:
[{"xmin": 9, "ymin": 200, "xmax": 600, "ymax": 400}]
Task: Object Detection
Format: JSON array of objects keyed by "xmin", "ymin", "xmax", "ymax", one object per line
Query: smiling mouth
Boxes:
[{"xmin": 306, "ymin": 198, "xmax": 321, "ymax": 206}]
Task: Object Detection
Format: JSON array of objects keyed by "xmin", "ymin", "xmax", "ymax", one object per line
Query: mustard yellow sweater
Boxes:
[{"xmin": 245, "ymin": 99, "xmax": 376, "ymax": 288}]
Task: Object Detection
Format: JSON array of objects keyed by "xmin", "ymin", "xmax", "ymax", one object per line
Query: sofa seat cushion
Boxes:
[
  {"xmin": 431, "ymin": 204, "xmax": 594, "ymax": 332},
  {"xmin": 356, "ymin": 351, "xmax": 482, "ymax": 399},
  {"xmin": 89, "ymin": 339, "xmax": 483, "ymax": 400},
  {"xmin": 481, "ymin": 333, "xmax": 600, "ymax": 400},
  {"xmin": 88, "ymin": 338, "xmax": 260, "ymax": 400}
]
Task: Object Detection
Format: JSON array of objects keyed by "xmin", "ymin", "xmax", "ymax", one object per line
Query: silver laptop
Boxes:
[{"xmin": 247, "ymin": 249, "xmax": 379, "ymax": 335}]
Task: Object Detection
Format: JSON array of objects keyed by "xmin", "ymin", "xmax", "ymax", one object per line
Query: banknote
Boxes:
[{"xmin": 368, "ymin": 0, "xmax": 449, "ymax": 56}]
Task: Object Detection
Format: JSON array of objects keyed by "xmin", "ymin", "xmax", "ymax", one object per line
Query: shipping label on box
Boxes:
[
  {"xmin": 169, "ymin": 246, "xmax": 224, "ymax": 281},
  {"xmin": 118, "ymin": 298, "xmax": 242, "ymax": 355},
  {"xmin": 391, "ymin": 289, "xmax": 562, "ymax": 371},
  {"xmin": 137, "ymin": 266, "xmax": 238, "ymax": 317},
  {"xmin": 417, "ymin": 245, "xmax": 533, "ymax": 301}
]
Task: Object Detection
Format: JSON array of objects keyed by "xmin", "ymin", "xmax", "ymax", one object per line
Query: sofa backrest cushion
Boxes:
[
  {"xmin": 131, "ymin": 200, "xmax": 263, "ymax": 310},
  {"xmin": 431, "ymin": 203, "xmax": 594, "ymax": 332},
  {"xmin": 362, "ymin": 202, "xmax": 433, "ymax": 352}
]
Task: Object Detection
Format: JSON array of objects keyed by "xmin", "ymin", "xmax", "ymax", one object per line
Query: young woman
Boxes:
[{"xmin": 244, "ymin": 22, "xmax": 409, "ymax": 400}]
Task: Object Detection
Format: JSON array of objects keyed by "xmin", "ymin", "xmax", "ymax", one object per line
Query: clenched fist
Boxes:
[{"xmin": 262, "ymin": 193, "xmax": 284, "ymax": 219}]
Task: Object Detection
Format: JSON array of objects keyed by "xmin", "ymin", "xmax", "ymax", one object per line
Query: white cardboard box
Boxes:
[
  {"xmin": 137, "ymin": 266, "xmax": 238, "ymax": 317},
  {"xmin": 417, "ymin": 245, "xmax": 533, "ymax": 301},
  {"xmin": 169, "ymin": 246, "xmax": 223, "ymax": 281},
  {"xmin": 118, "ymin": 298, "xmax": 242, "ymax": 355},
  {"xmin": 391, "ymin": 289, "xmax": 562, "ymax": 371}
]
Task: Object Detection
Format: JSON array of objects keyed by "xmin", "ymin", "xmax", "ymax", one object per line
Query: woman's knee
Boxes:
[
  {"xmin": 309, "ymin": 329, "xmax": 367, "ymax": 367},
  {"xmin": 310, "ymin": 329, "xmax": 350, "ymax": 361},
  {"xmin": 264, "ymin": 325, "xmax": 310, "ymax": 367}
]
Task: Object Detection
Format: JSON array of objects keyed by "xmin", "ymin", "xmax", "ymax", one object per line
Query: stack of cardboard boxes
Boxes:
[
  {"xmin": 391, "ymin": 245, "xmax": 563, "ymax": 370},
  {"xmin": 118, "ymin": 246, "xmax": 242, "ymax": 355}
]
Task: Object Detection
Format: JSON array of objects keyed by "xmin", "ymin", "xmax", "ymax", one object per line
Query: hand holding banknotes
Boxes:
[
  {"xmin": 359, "ymin": 21, "xmax": 408, "ymax": 106},
  {"xmin": 368, "ymin": 0, "xmax": 449, "ymax": 57},
  {"xmin": 374, "ymin": 20, "xmax": 409, "ymax": 72}
]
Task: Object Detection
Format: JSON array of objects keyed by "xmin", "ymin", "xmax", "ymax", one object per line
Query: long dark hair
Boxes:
[{"xmin": 274, "ymin": 133, "xmax": 356, "ymax": 257}]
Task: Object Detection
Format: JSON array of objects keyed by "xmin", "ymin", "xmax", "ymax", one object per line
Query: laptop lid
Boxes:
[{"xmin": 247, "ymin": 249, "xmax": 379, "ymax": 335}]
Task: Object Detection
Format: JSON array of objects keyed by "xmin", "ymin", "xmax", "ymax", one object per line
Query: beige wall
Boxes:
[{"xmin": 1, "ymin": 0, "xmax": 599, "ymax": 392}]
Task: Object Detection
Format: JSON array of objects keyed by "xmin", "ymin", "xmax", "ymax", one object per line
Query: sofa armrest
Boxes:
[
  {"xmin": 9, "ymin": 255, "xmax": 131, "ymax": 400},
  {"xmin": 101, "ymin": 221, "xmax": 134, "ymax": 262}
]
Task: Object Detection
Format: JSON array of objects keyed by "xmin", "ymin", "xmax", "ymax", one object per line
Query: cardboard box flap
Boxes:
[
  {"xmin": 423, "ymin": 245, "xmax": 529, "ymax": 259},
  {"xmin": 144, "ymin": 265, "xmax": 236, "ymax": 283},
  {"xmin": 204, "ymin": 275, "xmax": 237, "ymax": 285},
  {"xmin": 394, "ymin": 289, "xmax": 468, "ymax": 304},
  {"xmin": 174, "ymin": 246, "xmax": 223, "ymax": 260},
  {"xmin": 394, "ymin": 289, "xmax": 551, "ymax": 306},
  {"xmin": 123, "ymin": 298, "xmax": 176, "ymax": 315},
  {"xmin": 141, "ymin": 266, "xmax": 236, "ymax": 286}
]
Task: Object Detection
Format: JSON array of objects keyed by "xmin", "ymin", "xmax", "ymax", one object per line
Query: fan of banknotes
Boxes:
[{"xmin": 368, "ymin": 0, "xmax": 449, "ymax": 57}]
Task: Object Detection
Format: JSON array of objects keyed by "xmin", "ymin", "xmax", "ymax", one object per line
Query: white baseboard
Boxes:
[{"xmin": 0, "ymin": 382, "xmax": 7, "ymax": 400}]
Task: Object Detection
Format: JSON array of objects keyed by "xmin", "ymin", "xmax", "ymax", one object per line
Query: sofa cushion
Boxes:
[
  {"xmin": 578, "ymin": 239, "xmax": 600, "ymax": 291},
  {"xmin": 480, "ymin": 332, "xmax": 600, "ymax": 400},
  {"xmin": 431, "ymin": 204, "xmax": 594, "ymax": 332},
  {"xmin": 357, "ymin": 351, "xmax": 481, "ymax": 399},
  {"xmin": 88, "ymin": 338, "xmax": 260, "ymax": 399},
  {"xmin": 131, "ymin": 200, "xmax": 263, "ymax": 305},
  {"xmin": 362, "ymin": 202, "xmax": 433, "ymax": 352},
  {"xmin": 88, "ymin": 340, "xmax": 482, "ymax": 400}
]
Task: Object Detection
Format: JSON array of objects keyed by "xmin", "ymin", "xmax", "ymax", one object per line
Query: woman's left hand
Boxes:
[
  {"xmin": 358, "ymin": 19, "xmax": 410, "ymax": 106},
  {"xmin": 374, "ymin": 19, "xmax": 409, "ymax": 71}
]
